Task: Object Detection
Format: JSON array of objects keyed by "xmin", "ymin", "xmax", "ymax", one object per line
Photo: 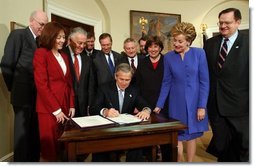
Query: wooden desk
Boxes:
[{"xmin": 58, "ymin": 113, "xmax": 186, "ymax": 162}]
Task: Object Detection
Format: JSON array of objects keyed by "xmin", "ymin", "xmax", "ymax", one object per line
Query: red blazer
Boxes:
[{"xmin": 33, "ymin": 48, "xmax": 74, "ymax": 114}]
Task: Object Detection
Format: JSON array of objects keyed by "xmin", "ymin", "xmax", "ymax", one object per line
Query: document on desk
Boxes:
[
  {"xmin": 107, "ymin": 114, "xmax": 147, "ymax": 125},
  {"xmin": 71, "ymin": 115, "xmax": 115, "ymax": 128}
]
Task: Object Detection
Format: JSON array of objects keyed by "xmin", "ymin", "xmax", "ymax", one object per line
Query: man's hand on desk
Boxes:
[
  {"xmin": 103, "ymin": 108, "xmax": 120, "ymax": 117},
  {"xmin": 135, "ymin": 107, "xmax": 151, "ymax": 120}
]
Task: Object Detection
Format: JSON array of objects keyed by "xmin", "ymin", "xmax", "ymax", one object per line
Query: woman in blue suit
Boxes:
[{"xmin": 154, "ymin": 22, "xmax": 209, "ymax": 162}]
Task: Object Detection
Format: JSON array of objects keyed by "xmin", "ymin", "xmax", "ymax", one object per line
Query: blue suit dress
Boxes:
[{"xmin": 156, "ymin": 47, "xmax": 209, "ymax": 141}]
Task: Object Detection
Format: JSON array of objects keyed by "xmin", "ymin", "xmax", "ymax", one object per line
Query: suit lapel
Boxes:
[
  {"xmin": 122, "ymin": 87, "xmax": 133, "ymax": 113},
  {"xmin": 212, "ymin": 36, "xmax": 223, "ymax": 74},
  {"xmin": 100, "ymin": 52, "xmax": 113, "ymax": 75},
  {"xmin": 222, "ymin": 34, "xmax": 241, "ymax": 69},
  {"xmin": 49, "ymin": 51, "xmax": 66, "ymax": 80},
  {"xmin": 25, "ymin": 27, "xmax": 37, "ymax": 50},
  {"xmin": 109, "ymin": 83, "xmax": 119, "ymax": 110},
  {"xmin": 79, "ymin": 52, "xmax": 88, "ymax": 81}
]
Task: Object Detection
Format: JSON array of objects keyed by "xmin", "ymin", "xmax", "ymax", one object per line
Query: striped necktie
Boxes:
[{"xmin": 218, "ymin": 38, "xmax": 229, "ymax": 69}]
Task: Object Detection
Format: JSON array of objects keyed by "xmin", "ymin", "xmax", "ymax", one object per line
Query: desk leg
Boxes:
[
  {"xmin": 151, "ymin": 145, "xmax": 157, "ymax": 162},
  {"xmin": 67, "ymin": 143, "xmax": 76, "ymax": 162},
  {"xmin": 170, "ymin": 132, "xmax": 178, "ymax": 162}
]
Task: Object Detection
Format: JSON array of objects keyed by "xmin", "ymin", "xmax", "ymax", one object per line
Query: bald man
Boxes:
[{"xmin": 1, "ymin": 9, "xmax": 48, "ymax": 162}]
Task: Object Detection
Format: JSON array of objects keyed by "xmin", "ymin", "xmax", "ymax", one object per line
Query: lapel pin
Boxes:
[
  {"xmin": 236, "ymin": 46, "xmax": 239, "ymax": 48},
  {"xmin": 129, "ymin": 94, "xmax": 132, "ymax": 97}
]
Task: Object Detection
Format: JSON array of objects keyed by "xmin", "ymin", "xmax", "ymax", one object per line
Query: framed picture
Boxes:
[
  {"xmin": 130, "ymin": 10, "xmax": 181, "ymax": 54},
  {"xmin": 10, "ymin": 21, "xmax": 26, "ymax": 31}
]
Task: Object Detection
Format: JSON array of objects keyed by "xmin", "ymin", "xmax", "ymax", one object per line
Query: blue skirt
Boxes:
[{"xmin": 178, "ymin": 129, "xmax": 203, "ymax": 141}]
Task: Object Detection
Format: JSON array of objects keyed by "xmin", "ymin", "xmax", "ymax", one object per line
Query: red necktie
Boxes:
[
  {"xmin": 74, "ymin": 54, "xmax": 80, "ymax": 81},
  {"xmin": 131, "ymin": 58, "xmax": 136, "ymax": 71}
]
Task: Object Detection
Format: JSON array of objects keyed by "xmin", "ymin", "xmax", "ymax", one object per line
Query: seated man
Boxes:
[{"xmin": 90, "ymin": 63, "xmax": 151, "ymax": 162}]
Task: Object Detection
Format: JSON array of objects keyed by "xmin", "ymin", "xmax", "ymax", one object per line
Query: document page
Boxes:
[
  {"xmin": 71, "ymin": 115, "xmax": 115, "ymax": 128},
  {"xmin": 107, "ymin": 114, "xmax": 147, "ymax": 125}
]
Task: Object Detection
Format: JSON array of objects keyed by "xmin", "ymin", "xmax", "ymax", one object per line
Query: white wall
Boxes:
[{"xmin": 0, "ymin": 0, "xmax": 249, "ymax": 160}]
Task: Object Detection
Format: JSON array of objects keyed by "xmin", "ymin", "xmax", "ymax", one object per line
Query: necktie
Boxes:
[
  {"xmin": 118, "ymin": 89, "xmax": 124, "ymax": 113},
  {"xmin": 106, "ymin": 54, "xmax": 115, "ymax": 75},
  {"xmin": 218, "ymin": 38, "xmax": 229, "ymax": 69},
  {"xmin": 35, "ymin": 37, "xmax": 39, "ymax": 47},
  {"xmin": 74, "ymin": 54, "xmax": 80, "ymax": 81},
  {"xmin": 131, "ymin": 58, "xmax": 136, "ymax": 71}
]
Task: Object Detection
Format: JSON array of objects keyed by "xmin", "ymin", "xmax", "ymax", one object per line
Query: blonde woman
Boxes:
[{"xmin": 154, "ymin": 22, "xmax": 209, "ymax": 162}]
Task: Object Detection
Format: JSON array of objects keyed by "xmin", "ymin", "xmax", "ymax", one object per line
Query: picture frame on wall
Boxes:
[
  {"xmin": 10, "ymin": 21, "xmax": 26, "ymax": 31},
  {"xmin": 130, "ymin": 10, "xmax": 181, "ymax": 54}
]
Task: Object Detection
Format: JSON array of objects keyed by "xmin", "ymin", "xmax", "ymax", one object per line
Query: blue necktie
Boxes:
[
  {"xmin": 118, "ymin": 89, "xmax": 124, "ymax": 113},
  {"xmin": 106, "ymin": 54, "xmax": 115, "ymax": 74}
]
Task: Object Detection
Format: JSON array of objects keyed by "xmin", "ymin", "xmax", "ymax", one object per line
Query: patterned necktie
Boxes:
[
  {"xmin": 106, "ymin": 54, "xmax": 115, "ymax": 75},
  {"xmin": 131, "ymin": 58, "xmax": 136, "ymax": 71},
  {"xmin": 118, "ymin": 89, "xmax": 124, "ymax": 113},
  {"xmin": 74, "ymin": 54, "xmax": 80, "ymax": 81},
  {"xmin": 218, "ymin": 38, "xmax": 229, "ymax": 69}
]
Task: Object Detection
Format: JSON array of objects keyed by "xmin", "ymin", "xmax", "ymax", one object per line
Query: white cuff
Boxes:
[
  {"xmin": 52, "ymin": 108, "xmax": 61, "ymax": 116},
  {"xmin": 100, "ymin": 108, "xmax": 107, "ymax": 116},
  {"xmin": 142, "ymin": 107, "xmax": 151, "ymax": 114}
]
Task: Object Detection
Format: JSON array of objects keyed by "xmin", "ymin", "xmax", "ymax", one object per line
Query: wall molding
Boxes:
[
  {"xmin": 45, "ymin": 0, "xmax": 102, "ymax": 48},
  {"xmin": 0, "ymin": 152, "xmax": 13, "ymax": 162}
]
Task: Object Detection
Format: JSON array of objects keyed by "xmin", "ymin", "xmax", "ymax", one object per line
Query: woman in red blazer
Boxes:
[{"xmin": 33, "ymin": 22, "xmax": 75, "ymax": 161}]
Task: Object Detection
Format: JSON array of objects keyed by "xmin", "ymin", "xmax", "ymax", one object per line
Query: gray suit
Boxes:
[{"xmin": 0, "ymin": 27, "xmax": 40, "ymax": 161}]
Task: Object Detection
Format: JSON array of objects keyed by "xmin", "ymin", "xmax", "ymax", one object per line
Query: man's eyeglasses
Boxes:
[
  {"xmin": 70, "ymin": 39, "xmax": 86, "ymax": 47},
  {"xmin": 217, "ymin": 21, "xmax": 234, "ymax": 27},
  {"xmin": 33, "ymin": 17, "xmax": 46, "ymax": 27}
]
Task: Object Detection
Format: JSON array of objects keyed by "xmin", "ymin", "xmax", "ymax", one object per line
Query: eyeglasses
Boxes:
[
  {"xmin": 33, "ymin": 17, "xmax": 46, "ymax": 27},
  {"xmin": 70, "ymin": 39, "xmax": 86, "ymax": 47},
  {"xmin": 217, "ymin": 21, "xmax": 234, "ymax": 27}
]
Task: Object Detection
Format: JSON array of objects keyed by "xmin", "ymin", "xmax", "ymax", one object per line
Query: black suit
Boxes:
[
  {"xmin": 0, "ymin": 27, "xmax": 40, "ymax": 161},
  {"xmin": 204, "ymin": 31, "xmax": 249, "ymax": 162},
  {"xmin": 90, "ymin": 81, "xmax": 150, "ymax": 161},
  {"xmin": 62, "ymin": 46, "xmax": 95, "ymax": 116},
  {"xmin": 136, "ymin": 55, "xmax": 170, "ymax": 161},
  {"xmin": 85, "ymin": 48, "xmax": 100, "ymax": 59},
  {"xmin": 92, "ymin": 50, "xmax": 123, "ymax": 88},
  {"xmin": 120, "ymin": 53, "xmax": 145, "ymax": 85}
]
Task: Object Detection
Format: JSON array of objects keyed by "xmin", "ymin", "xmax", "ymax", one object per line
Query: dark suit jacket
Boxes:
[
  {"xmin": 85, "ymin": 48, "xmax": 100, "ymax": 59},
  {"xmin": 92, "ymin": 50, "xmax": 123, "ymax": 88},
  {"xmin": 90, "ymin": 81, "xmax": 150, "ymax": 115},
  {"xmin": 120, "ymin": 53, "xmax": 145, "ymax": 84},
  {"xmin": 1, "ymin": 27, "xmax": 37, "ymax": 106},
  {"xmin": 62, "ymin": 46, "xmax": 95, "ymax": 116},
  {"xmin": 136, "ymin": 55, "xmax": 168, "ymax": 116},
  {"xmin": 204, "ymin": 32, "xmax": 249, "ymax": 117}
]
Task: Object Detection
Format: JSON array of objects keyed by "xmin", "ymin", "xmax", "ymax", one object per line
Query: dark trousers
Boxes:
[
  {"xmin": 92, "ymin": 149, "xmax": 144, "ymax": 162},
  {"xmin": 13, "ymin": 105, "xmax": 40, "ymax": 162},
  {"xmin": 143, "ymin": 145, "xmax": 170, "ymax": 162},
  {"xmin": 207, "ymin": 107, "xmax": 249, "ymax": 162}
]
